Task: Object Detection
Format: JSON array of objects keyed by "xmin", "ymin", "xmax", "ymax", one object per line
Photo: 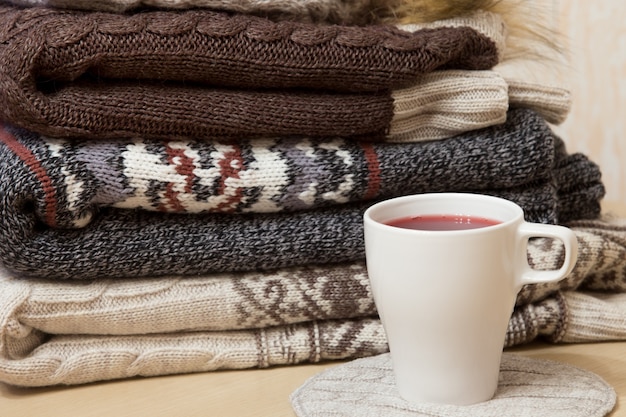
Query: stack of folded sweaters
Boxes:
[{"xmin": 0, "ymin": 0, "xmax": 622, "ymax": 387}]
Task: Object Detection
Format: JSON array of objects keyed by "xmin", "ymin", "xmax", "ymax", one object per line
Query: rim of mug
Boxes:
[{"xmin": 363, "ymin": 193, "xmax": 524, "ymax": 234}]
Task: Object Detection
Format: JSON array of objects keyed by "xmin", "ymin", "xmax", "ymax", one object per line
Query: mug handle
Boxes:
[{"xmin": 517, "ymin": 222, "xmax": 578, "ymax": 286}]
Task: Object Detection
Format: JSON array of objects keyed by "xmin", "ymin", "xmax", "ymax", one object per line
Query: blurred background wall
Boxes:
[{"xmin": 549, "ymin": 1, "xmax": 626, "ymax": 209}]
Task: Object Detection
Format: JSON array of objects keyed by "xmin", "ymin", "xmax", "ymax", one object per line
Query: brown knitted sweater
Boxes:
[{"xmin": 0, "ymin": 5, "xmax": 500, "ymax": 140}]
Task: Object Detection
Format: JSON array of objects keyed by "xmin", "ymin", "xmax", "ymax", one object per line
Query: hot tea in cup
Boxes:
[{"xmin": 386, "ymin": 214, "xmax": 501, "ymax": 231}]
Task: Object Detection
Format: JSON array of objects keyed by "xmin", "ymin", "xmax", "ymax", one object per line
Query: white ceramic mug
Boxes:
[{"xmin": 363, "ymin": 193, "xmax": 578, "ymax": 405}]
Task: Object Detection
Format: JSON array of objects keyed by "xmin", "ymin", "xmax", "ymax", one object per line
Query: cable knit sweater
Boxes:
[{"xmin": 0, "ymin": 5, "xmax": 503, "ymax": 140}]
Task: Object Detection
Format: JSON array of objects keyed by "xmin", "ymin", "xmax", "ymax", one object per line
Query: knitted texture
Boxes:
[
  {"xmin": 0, "ymin": 108, "xmax": 558, "ymax": 222},
  {"xmin": 0, "ymin": 110, "xmax": 605, "ymax": 279},
  {"xmin": 387, "ymin": 70, "xmax": 508, "ymax": 142},
  {"xmin": 558, "ymin": 292, "xmax": 626, "ymax": 343},
  {"xmin": 4, "ymin": 0, "xmax": 396, "ymax": 24},
  {"xmin": 0, "ymin": 315, "xmax": 389, "ymax": 386},
  {"xmin": 517, "ymin": 216, "xmax": 626, "ymax": 304},
  {"xmin": 387, "ymin": 73, "xmax": 570, "ymax": 141},
  {"xmin": 0, "ymin": 4, "xmax": 501, "ymax": 93},
  {"xmin": 398, "ymin": 16, "xmax": 573, "ymax": 127},
  {"xmin": 507, "ymin": 81, "xmax": 570, "ymax": 125},
  {"xmin": 1, "ymin": 218, "xmax": 623, "ymax": 333},
  {"xmin": 0, "ymin": 5, "xmax": 502, "ymax": 141},
  {"xmin": 498, "ymin": 60, "xmax": 571, "ymax": 125},
  {"xmin": 290, "ymin": 353, "xmax": 616, "ymax": 417},
  {"xmin": 0, "ymin": 217, "xmax": 625, "ymax": 386}
]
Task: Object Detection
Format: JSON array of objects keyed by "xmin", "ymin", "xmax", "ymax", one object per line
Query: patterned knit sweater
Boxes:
[
  {"xmin": 0, "ymin": 109, "xmax": 605, "ymax": 279},
  {"xmin": 0, "ymin": 108, "xmax": 567, "ymax": 222}
]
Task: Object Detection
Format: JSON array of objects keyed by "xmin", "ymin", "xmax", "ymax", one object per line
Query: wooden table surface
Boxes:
[{"xmin": 2, "ymin": 201, "xmax": 625, "ymax": 417}]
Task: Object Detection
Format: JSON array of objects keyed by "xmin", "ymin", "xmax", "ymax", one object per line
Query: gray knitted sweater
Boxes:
[{"xmin": 0, "ymin": 109, "xmax": 604, "ymax": 279}]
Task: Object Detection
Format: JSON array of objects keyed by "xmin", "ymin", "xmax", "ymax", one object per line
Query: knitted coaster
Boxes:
[{"xmin": 290, "ymin": 353, "xmax": 616, "ymax": 417}]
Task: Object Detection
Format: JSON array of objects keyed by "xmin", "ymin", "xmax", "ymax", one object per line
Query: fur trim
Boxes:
[
  {"xmin": 390, "ymin": 0, "xmax": 495, "ymax": 23},
  {"xmin": 389, "ymin": 0, "xmax": 566, "ymax": 63}
]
